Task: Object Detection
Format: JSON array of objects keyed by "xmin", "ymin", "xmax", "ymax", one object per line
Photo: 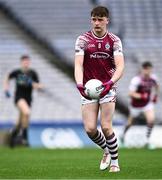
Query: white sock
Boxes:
[{"xmin": 111, "ymin": 159, "xmax": 119, "ymax": 167}]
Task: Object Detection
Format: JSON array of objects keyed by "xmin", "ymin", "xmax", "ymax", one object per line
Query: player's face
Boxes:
[
  {"xmin": 21, "ymin": 58, "xmax": 31, "ymax": 71},
  {"xmin": 142, "ymin": 67, "xmax": 152, "ymax": 77},
  {"xmin": 91, "ymin": 16, "xmax": 109, "ymax": 35}
]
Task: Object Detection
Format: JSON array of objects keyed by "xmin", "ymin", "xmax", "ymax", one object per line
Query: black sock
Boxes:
[
  {"xmin": 22, "ymin": 128, "xmax": 28, "ymax": 141},
  {"xmin": 11, "ymin": 126, "xmax": 20, "ymax": 138}
]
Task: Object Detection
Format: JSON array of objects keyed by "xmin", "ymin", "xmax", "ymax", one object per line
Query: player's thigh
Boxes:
[
  {"xmin": 143, "ymin": 108, "xmax": 155, "ymax": 124},
  {"xmin": 17, "ymin": 99, "xmax": 31, "ymax": 115},
  {"xmin": 82, "ymin": 103, "xmax": 99, "ymax": 132},
  {"xmin": 100, "ymin": 102, "xmax": 115, "ymax": 127},
  {"xmin": 129, "ymin": 106, "xmax": 142, "ymax": 118}
]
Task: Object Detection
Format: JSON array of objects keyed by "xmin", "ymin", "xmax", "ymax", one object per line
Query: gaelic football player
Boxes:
[
  {"xmin": 121, "ymin": 61, "xmax": 160, "ymax": 148},
  {"xmin": 4, "ymin": 55, "xmax": 43, "ymax": 147},
  {"xmin": 74, "ymin": 6, "xmax": 124, "ymax": 172}
]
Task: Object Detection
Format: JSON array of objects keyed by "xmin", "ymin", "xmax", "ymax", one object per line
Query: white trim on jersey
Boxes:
[
  {"xmin": 129, "ymin": 76, "xmax": 141, "ymax": 92},
  {"xmin": 91, "ymin": 30, "xmax": 108, "ymax": 39},
  {"xmin": 150, "ymin": 74, "xmax": 159, "ymax": 85},
  {"xmin": 113, "ymin": 37, "xmax": 123, "ymax": 56},
  {"xmin": 75, "ymin": 36, "xmax": 85, "ymax": 56}
]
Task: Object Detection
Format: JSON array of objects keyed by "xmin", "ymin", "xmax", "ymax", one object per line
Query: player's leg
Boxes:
[
  {"xmin": 100, "ymin": 102, "xmax": 120, "ymax": 172},
  {"xmin": 120, "ymin": 114, "xmax": 134, "ymax": 144},
  {"xmin": 82, "ymin": 102, "xmax": 110, "ymax": 170},
  {"xmin": 121, "ymin": 105, "xmax": 140, "ymax": 145},
  {"xmin": 9, "ymin": 112, "xmax": 22, "ymax": 147},
  {"xmin": 17, "ymin": 99, "xmax": 31, "ymax": 146},
  {"xmin": 143, "ymin": 104, "xmax": 155, "ymax": 147}
]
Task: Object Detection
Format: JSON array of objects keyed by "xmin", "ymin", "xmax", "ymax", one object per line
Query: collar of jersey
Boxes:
[{"xmin": 91, "ymin": 30, "xmax": 108, "ymax": 39}]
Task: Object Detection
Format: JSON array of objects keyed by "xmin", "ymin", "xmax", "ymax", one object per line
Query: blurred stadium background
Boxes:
[{"xmin": 0, "ymin": 0, "xmax": 162, "ymax": 148}]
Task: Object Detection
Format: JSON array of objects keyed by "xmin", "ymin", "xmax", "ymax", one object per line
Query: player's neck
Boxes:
[
  {"xmin": 92, "ymin": 30, "xmax": 107, "ymax": 38},
  {"xmin": 21, "ymin": 67, "xmax": 29, "ymax": 72},
  {"xmin": 141, "ymin": 74, "xmax": 150, "ymax": 79}
]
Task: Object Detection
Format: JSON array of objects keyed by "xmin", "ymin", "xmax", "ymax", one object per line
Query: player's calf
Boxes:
[{"xmin": 106, "ymin": 132, "xmax": 120, "ymax": 172}]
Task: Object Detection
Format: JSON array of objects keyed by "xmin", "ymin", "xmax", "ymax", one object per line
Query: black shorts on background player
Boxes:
[{"xmin": 9, "ymin": 68, "xmax": 39, "ymax": 105}]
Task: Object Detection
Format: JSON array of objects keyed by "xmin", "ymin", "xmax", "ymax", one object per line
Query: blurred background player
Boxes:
[
  {"xmin": 121, "ymin": 61, "xmax": 160, "ymax": 148},
  {"xmin": 3, "ymin": 55, "xmax": 44, "ymax": 147},
  {"xmin": 74, "ymin": 6, "xmax": 124, "ymax": 172}
]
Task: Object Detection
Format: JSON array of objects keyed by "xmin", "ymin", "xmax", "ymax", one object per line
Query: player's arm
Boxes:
[
  {"xmin": 74, "ymin": 36, "xmax": 91, "ymax": 99},
  {"xmin": 152, "ymin": 79, "xmax": 160, "ymax": 103},
  {"xmin": 3, "ymin": 74, "xmax": 10, "ymax": 95},
  {"xmin": 32, "ymin": 71, "xmax": 44, "ymax": 90},
  {"xmin": 74, "ymin": 55, "xmax": 84, "ymax": 84},
  {"xmin": 111, "ymin": 55, "xmax": 124, "ymax": 83},
  {"xmin": 111, "ymin": 37, "xmax": 124, "ymax": 83},
  {"xmin": 154, "ymin": 83, "xmax": 160, "ymax": 97},
  {"xmin": 74, "ymin": 54, "xmax": 91, "ymax": 99},
  {"xmin": 32, "ymin": 82, "xmax": 44, "ymax": 90},
  {"xmin": 129, "ymin": 91, "xmax": 145, "ymax": 99},
  {"xmin": 3, "ymin": 70, "xmax": 17, "ymax": 98},
  {"xmin": 128, "ymin": 77, "xmax": 148, "ymax": 100},
  {"xmin": 100, "ymin": 37, "xmax": 124, "ymax": 98},
  {"xmin": 74, "ymin": 35, "xmax": 85, "ymax": 85}
]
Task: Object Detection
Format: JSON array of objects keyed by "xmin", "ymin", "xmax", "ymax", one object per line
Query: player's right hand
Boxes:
[
  {"xmin": 140, "ymin": 92, "xmax": 149, "ymax": 100},
  {"xmin": 4, "ymin": 90, "xmax": 11, "ymax": 98},
  {"xmin": 76, "ymin": 84, "xmax": 92, "ymax": 100}
]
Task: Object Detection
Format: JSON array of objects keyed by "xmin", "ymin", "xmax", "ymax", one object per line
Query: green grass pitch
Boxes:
[{"xmin": 0, "ymin": 147, "xmax": 162, "ymax": 179}]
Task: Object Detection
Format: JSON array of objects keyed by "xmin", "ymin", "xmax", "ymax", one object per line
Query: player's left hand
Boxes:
[
  {"xmin": 152, "ymin": 94, "xmax": 158, "ymax": 103},
  {"xmin": 100, "ymin": 80, "xmax": 114, "ymax": 98}
]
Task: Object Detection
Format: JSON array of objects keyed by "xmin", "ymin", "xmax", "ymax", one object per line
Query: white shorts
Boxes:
[
  {"xmin": 81, "ymin": 88, "xmax": 117, "ymax": 105},
  {"xmin": 129, "ymin": 102, "xmax": 154, "ymax": 118}
]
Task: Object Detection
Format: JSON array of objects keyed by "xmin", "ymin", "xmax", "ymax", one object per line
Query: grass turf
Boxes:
[{"xmin": 0, "ymin": 147, "xmax": 162, "ymax": 179}]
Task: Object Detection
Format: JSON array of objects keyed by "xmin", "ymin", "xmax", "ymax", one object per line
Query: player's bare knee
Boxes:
[
  {"xmin": 127, "ymin": 121, "xmax": 132, "ymax": 127},
  {"xmin": 22, "ymin": 109, "xmax": 31, "ymax": 117},
  {"xmin": 102, "ymin": 126, "xmax": 113, "ymax": 137},
  {"xmin": 147, "ymin": 121, "xmax": 154, "ymax": 127},
  {"xmin": 85, "ymin": 126, "xmax": 97, "ymax": 137}
]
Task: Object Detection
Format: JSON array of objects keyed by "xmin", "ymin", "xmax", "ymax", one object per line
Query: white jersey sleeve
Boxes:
[
  {"xmin": 113, "ymin": 37, "xmax": 123, "ymax": 56},
  {"xmin": 75, "ymin": 35, "xmax": 87, "ymax": 56},
  {"xmin": 151, "ymin": 74, "xmax": 159, "ymax": 86},
  {"xmin": 129, "ymin": 76, "xmax": 140, "ymax": 92}
]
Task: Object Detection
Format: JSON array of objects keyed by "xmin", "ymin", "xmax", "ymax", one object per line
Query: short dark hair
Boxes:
[
  {"xmin": 142, "ymin": 61, "xmax": 153, "ymax": 68},
  {"xmin": 91, "ymin": 6, "xmax": 109, "ymax": 18},
  {"xmin": 20, "ymin": 55, "xmax": 30, "ymax": 61}
]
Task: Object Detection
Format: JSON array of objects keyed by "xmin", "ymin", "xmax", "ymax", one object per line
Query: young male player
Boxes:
[
  {"xmin": 121, "ymin": 61, "xmax": 160, "ymax": 148},
  {"xmin": 4, "ymin": 55, "xmax": 43, "ymax": 147},
  {"xmin": 74, "ymin": 6, "xmax": 124, "ymax": 172}
]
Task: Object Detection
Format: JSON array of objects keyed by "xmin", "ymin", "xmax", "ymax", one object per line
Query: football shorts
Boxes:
[
  {"xmin": 81, "ymin": 88, "xmax": 116, "ymax": 105},
  {"xmin": 129, "ymin": 102, "xmax": 154, "ymax": 117}
]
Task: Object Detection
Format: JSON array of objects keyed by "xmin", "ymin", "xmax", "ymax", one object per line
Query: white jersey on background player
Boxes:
[
  {"xmin": 121, "ymin": 61, "xmax": 160, "ymax": 148},
  {"xmin": 129, "ymin": 73, "xmax": 158, "ymax": 117}
]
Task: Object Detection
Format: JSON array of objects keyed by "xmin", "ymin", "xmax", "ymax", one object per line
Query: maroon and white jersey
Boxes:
[
  {"xmin": 129, "ymin": 74, "xmax": 158, "ymax": 107},
  {"xmin": 75, "ymin": 31, "xmax": 123, "ymax": 85}
]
